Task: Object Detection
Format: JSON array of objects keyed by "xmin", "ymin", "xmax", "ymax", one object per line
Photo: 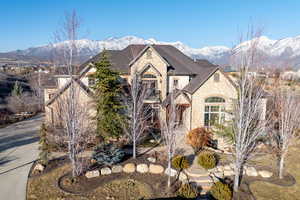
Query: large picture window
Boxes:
[{"xmin": 204, "ymin": 97, "xmax": 225, "ymax": 127}]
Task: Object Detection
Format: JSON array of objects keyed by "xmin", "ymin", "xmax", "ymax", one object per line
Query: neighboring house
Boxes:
[
  {"xmin": 44, "ymin": 44, "xmax": 238, "ymax": 134},
  {"xmin": 281, "ymin": 70, "xmax": 300, "ymax": 81}
]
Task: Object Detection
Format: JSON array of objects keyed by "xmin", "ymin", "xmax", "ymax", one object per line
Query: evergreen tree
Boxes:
[
  {"xmin": 92, "ymin": 50, "xmax": 124, "ymax": 140},
  {"xmin": 12, "ymin": 81, "xmax": 23, "ymax": 97},
  {"xmin": 38, "ymin": 123, "xmax": 50, "ymax": 165}
]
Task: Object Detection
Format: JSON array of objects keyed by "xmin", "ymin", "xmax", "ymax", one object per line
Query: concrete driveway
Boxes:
[{"xmin": 0, "ymin": 114, "xmax": 43, "ymax": 200}]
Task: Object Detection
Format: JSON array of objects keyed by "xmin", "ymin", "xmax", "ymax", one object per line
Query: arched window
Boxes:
[
  {"xmin": 205, "ymin": 97, "xmax": 225, "ymax": 103},
  {"xmin": 204, "ymin": 97, "xmax": 225, "ymax": 127}
]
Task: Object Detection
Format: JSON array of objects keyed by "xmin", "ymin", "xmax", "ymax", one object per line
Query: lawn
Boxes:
[{"xmin": 250, "ymin": 141, "xmax": 300, "ymax": 200}]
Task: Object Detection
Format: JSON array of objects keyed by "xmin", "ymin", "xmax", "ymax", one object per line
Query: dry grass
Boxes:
[{"xmin": 250, "ymin": 143, "xmax": 300, "ymax": 200}]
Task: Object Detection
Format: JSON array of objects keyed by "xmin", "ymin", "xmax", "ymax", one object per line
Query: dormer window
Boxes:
[
  {"xmin": 88, "ymin": 77, "xmax": 95, "ymax": 86},
  {"xmin": 214, "ymin": 73, "xmax": 220, "ymax": 82},
  {"xmin": 146, "ymin": 50, "xmax": 152, "ymax": 59}
]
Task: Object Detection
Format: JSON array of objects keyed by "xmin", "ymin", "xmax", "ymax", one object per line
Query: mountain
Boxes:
[{"xmin": 1, "ymin": 35, "xmax": 300, "ymax": 68}]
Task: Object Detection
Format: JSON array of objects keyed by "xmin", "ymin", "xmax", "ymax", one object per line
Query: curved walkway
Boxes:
[{"xmin": 0, "ymin": 114, "xmax": 43, "ymax": 200}]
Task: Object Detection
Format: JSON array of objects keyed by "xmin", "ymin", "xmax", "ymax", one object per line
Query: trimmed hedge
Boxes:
[
  {"xmin": 197, "ymin": 151, "xmax": 217, "ymax": 169},
  {"xmin": 172, "ymin": 155, "xmax": 190, "ymax": 170},
  {"xmin": 177, "ymin": 183, "xmax": 198, "ymax": 198},
  {"xmin": 210, "ymin": 181, "xmax": 232, "ymax": 200}
]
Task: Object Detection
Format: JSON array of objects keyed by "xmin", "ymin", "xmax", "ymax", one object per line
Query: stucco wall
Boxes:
[
  {"xmin": 57, "ymin": 77, "xmax": 70, "ymax": 88},
  {"xmin": 190, "ymin": 70, "xmax": 237, "ymax": 129},
  {"xmin": 45, "ymin": 81, "xmax": 94, "ymax": 125},
  {"xmin": 168, "ymin": 75, "xmax": 190, "ymax": 92},
  {"xmin": 130, "ymin": 47, "xmax": 168, "ymax": 99}
]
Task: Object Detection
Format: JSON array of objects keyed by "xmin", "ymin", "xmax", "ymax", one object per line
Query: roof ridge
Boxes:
[{"xmin": 154, "ymin": 45, "xmax": 195, "ymax": 74}]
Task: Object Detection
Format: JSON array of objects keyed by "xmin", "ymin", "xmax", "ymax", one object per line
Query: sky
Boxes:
[{"xmin": 1, "ymin": 0, "xmax": 300, "ymax": 52}]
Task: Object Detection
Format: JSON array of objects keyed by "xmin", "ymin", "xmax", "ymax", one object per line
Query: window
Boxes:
[
  {"xmin": 205, "ymin": 97, "xmax": 225, "ymax": 103},
  {"xmin": 214, "ymin": 73, "xmax": 220, "ymax": 82},
  {"xmin": 204, "ymin": 97, "xmax": 225, "ymax": 127},
  {"xmin": 142, "ymin": 74, "xmax": 156, "ymax": 78},
  {"xmin": 146, "ymin": 50, "xmax": 152, "ymax": 59},
  {"xmin": 88, "ymin": 77, "xmax": 95, "ymax": 86},
  {"xmin": 173, "ymin": 79, "xmax": 179, "ymax": 88}
]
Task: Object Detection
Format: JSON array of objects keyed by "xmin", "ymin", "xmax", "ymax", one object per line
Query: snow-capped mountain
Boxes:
[{"xmin": 1, "ymin": 35, "xmax": 300, "ymax": 68}]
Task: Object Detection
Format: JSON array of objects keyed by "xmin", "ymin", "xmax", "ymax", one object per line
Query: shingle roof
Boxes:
[
  {"xmin": 77, "ymin": 44, "xmax": 218, "ymax": 76},
  {"xmin": 183, "ymin": 64, "xmax": 219, "ymax": 94},
  {"xmin": 48, "ymin": 44, "xmax": 222, "ymax": 103}
]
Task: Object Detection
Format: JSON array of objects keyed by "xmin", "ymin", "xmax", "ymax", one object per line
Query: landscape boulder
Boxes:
[
  {"xmin": 137, "ymin": 164, "xmax": 149, "ymax": 173},
  {"xmin": 224, "ymin": 170, "xmax": 234, "ymax": 177},
  {"xmin": 111, "ymin": 165, "xmax": 123, "ymax": 173},
  {"xmin": 33, "ymin": 163, "xmax": 45, "ymax": 172},
  {"xmin": 147, "ymin": 157, "xmax": 156, "ymax": 163},
  {"xmin": 258, "ymin": 170, "xmax": 273, "ymax": 178},
  {"xmin": 246, "ymin": 167, "xmax": 258, "ymax": 177},
  {"xmin": 85, "ymin": 170, "xmax": 100, "ymax": 178},
  {"xmin": 101, "ymin": 167, "xmax": 112, "ymax": 175},
  {"xmin": 179, "ymin": 172, "xmax": 188, "ymax": 181},
  {"xmin": 164, "ymin": 168, "xmax": 178, "ymax": 177},
  {"xmin": 123, "ymin": 163, "xmax": 135, "ymax": 173},
  {"xmin": 149, "ymin": 164, "xmax": 164, "ymax": 174}
]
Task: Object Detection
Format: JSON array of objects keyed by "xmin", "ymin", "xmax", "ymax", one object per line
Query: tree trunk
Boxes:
[
  {"xmin": 279, "ymin": 154, "xmax": 285, "ymax": 179},
  {"xmin": 233, "ymin": 162, "xmax": 241, "ymax": 192},
  {"xmin": 167, "ymin": 154, "xmax": 171, "ymax": 188},
  {"xmin": 133, "ymin": 139, "xmax": 136, "ymax": 159}
]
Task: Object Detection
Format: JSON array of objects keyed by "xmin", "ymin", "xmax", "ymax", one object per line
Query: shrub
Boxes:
[
  {"xmin": 38, "ymin": 123, "xmax": 50, "ymax": 165},
  {"xmin": 172, "ymin": 155, "xmax": 190, "ymax": 170},
  {"xmin": 186, "ymin": 127, "xmax": 212, "ymax": 153},
  {"xmin": 198, "ymin": 151, "xmax": 217, "ymax": 169},
  {"xmin": 210, "ymin": 181, "xmax": 232, "ymax": 200},
  {"xmin": 92, "ymin": 143, "xmax": 125, "ymax": 166},
  {"xmin": 177, "ymin": 183, "xmax": 198, "ymax": 198}
]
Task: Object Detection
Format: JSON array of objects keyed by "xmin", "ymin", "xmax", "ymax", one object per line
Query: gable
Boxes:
[
  {"xmin": 130, "ymin": 46, "xmax": 168, "ymax": 77},
  {"xmin": 45, "ymin": 78, "xmax": 93, "ymax": 106},
  {"xmin": 175, "ymin": 92, "xmax": 191, "ymax": 105},
  {"xmin": 192, "ymin": 69, "xmax": 237, "ymax": 101}
]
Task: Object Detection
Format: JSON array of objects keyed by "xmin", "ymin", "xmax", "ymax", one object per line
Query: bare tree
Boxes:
[
  {"xmin": 123, "ymin": 72, "xmax": 152, "ymax": 158},
  {"xmin": 159, "ymin": 91, "xmax": 178, "ymax": 187},
  {"xmin": 55, "ymin": 85, "xmax": 92, "ymax": 176},
  {"xmin": 230, "ymin": 29, "xmax": 268, "ymax": 192},
  {"xmin": 27, "ymin": 70, "xmax": 44, "ymax": 111},
  {"xmin": 269, "ymin": 88, "xmax": 300, "ymax": 179},
  {"xmin": 53, "ymin": 10, "xmax": 88, "ymax": 177}
]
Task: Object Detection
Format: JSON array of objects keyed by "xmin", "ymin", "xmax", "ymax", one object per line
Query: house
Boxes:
[{"xmin": 44, "ymin": 44, "xmax": 237, "ymax": 133}]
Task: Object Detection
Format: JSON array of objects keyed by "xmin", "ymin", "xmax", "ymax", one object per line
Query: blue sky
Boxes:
[{"xmin": 1, "ymin": 0, "xmax": 300, "ymax": 52}]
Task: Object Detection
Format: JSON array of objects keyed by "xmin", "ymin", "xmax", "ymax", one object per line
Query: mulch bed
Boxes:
[
  {"xmin": 29, "ymin": 156, "xmax": 69, "ymax": 178},
  {"xmin": 29, "ymin": 152, "xmax": 179, "ymax": 199},
  {"xmin": 58, "ymin": 171, "xmax": 179, "ymax": 197},
  {"xmin": 58, "ymin": 153, "xmax": 177, "ymax": 195}
]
